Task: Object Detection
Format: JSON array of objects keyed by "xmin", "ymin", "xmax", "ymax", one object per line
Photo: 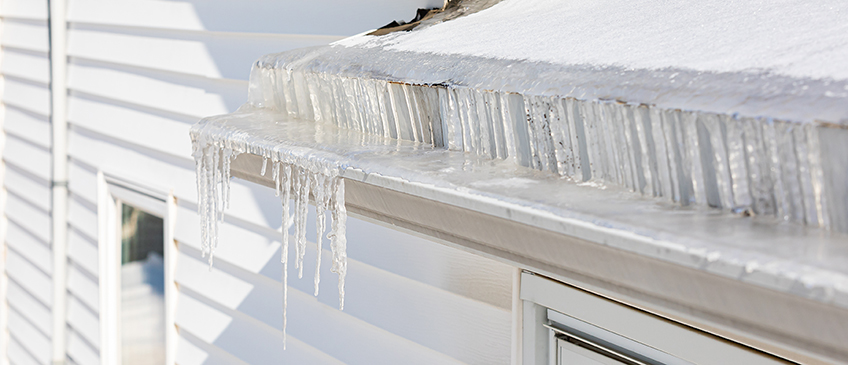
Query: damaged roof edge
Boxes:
[{"xmin": 367, "ymin": 0, "xmax": 501, "ymax": 36}]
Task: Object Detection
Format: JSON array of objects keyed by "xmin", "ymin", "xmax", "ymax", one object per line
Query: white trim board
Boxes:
[{"xmin": 96, "ymin": 171, "xmax": 178, "ymax": 364}]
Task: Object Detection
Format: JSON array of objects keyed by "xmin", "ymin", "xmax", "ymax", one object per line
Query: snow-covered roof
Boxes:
[{"xmin": 345, "ymin": 0, "xmax": 848, "ymax": 82}]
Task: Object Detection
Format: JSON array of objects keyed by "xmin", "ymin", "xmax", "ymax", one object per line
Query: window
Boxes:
[
  {"xmin": 97, "ymin": 173, "xmax": 177, "ymax": 365},
  {"xmin": 520, "ymin": 272, "xmax": 791, "ymax": 365},
  {"xmin": 120, "ymin": 204, "xmax": 165, "ymax": 364}
]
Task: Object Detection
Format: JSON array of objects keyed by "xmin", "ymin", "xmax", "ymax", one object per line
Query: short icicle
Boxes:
[{"xmin": 296, "ymin": 168, "xmax": 311, "ymax": 279}]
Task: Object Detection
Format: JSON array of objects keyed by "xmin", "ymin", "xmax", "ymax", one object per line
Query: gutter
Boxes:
[{"xmin": 193, "ymin": 109, "xmax": 848, "ymax": 364}]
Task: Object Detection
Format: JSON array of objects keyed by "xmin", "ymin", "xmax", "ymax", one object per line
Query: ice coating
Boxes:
[
  {"xmin": 247, "ymin": 53, "xmax": 840, "ymax": 229},
  {"xmin": 191, "ymin": 114, "xmax": 348, "ymax": 347},
  {"xmin": 191, "ymin": 0, "xmax": 848, "ymax": 348},
  {"xmin": 194, "ymin": 108, "xmax": 848, "ymax": 308}
]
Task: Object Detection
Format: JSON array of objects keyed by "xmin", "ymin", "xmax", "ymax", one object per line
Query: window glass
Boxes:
[{"xmin": 121, "ymin": 204, "xmax": 165, "ymax": 364}]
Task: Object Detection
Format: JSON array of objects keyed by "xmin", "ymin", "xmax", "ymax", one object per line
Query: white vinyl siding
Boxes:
[
  {"xmin": 1, "ymin": 1, "xmax": 53, "ymax": 364},
  {"xmin": 55, "ymin": 0, "xmax": 514, "ymax": 364}
]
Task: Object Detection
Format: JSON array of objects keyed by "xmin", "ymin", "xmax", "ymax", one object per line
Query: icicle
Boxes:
[
  {"xmin": 203, "ymin": 145, "xmax": 217, "ymax": 266},
  {"xmin": 329, "ymin": 178, "xmax": 347, "ymax": 310},
  {"xmin": 296, "ymin": 168, "xmax": 311, "ymax": 279},
  {"xmin": 222, "ymin": 148, "xmax": 234, "ymax": 211},
  {"xmin": 191, "ymin": 123, "xmax": 350, "ymax": 348},
  {"xmin": 272, "ymin": 161, "xmax": 281, "ymax": 196},
  {"xmin": 279, "ymin": 164, "xmax": 292, "ymax": 350},
  {"xmin": 261, "ymin": 156, "xmax": 268, "ymax": 176},
  {"xmin": 313, "ymin": 174, "xmax": 329, "ymax": 296},
  {"xmin": 293, "ymin": 168, "xmax": 303, "ymax": 275},
  {"xmin": 192, "ymin": 139, "xmax": 207, "ymax": 260},
  {"xmin": 212, "ymin": 146, "xmax": 224, "ymax": 268}
]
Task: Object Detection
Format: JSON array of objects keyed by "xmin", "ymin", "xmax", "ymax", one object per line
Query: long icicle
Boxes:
[
  {"xmin": 293, "ymin": 168, "xmax": 303, "ymax": 276},
  {"xmin": 329, "ymin": 177, "xmax": 347, "ymax": 310},
  {"xmin": 313, "ymin": 174, "xmax": 327, "ymax": 296},
  {"xmin": 193, "ymin": 141, "xmax": 207, "ymax": 260},
  {"xmin": 280, "ymin": 163, "xmax": 292, "ymax": 350},
  {"xmin": 272, "ymin": 161, "xmax": 281, "ymax": 196}
]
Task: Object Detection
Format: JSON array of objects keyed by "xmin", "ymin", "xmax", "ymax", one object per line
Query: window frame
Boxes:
[
  {"xmin": 519, "ymin": 271, "xmax": 791, "ymax": 365},
  {"xmin": 96, "ymin": 172, "xmax": 178, "ymax": 365}
]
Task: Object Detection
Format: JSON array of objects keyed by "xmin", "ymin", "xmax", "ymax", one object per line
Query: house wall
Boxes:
[
  {"xmin": 2, "ymin": 0, "xmax": 515, "ymax": 364},
  {"xmin": 0, "ymin": 0, "xmax": 55, "ymax": 364}
]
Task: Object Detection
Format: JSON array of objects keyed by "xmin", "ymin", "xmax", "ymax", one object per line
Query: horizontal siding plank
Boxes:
[
  {"xmin": 174, "ymin": 204, "xmax": 280, "ymax": 274},
  {"xmin": 3, "ymin": 105, "xmax": 51, "ymax": 148},
  {"xmin": 341, "ymin": 214, "xmax": 513, "ymax": 310},
  {"xmin": 66, "ymin": 295, "xmax": 100, "ymax": 348},
  {"xmin": 69, "ymin": 126, "xmax": 197, "ymax": 201},
  {"xmin": 6, "ymin": 250, "xmax": 53, "ymax": 306},
  {"xmin": 68, "ymin": 0, "xmax": 205, "ymax": 32},
  {"xmin": 4, "ymin": 134, "xmax": 52, "ymax": 181},
  {"xmin": 6, "ymin": 280, "xmax": 52, "ymax": 337},
  {"xmin": 67, "ymin": 60, "xmax": 243, "ymax": 118},
  {"xmin": 8, "ymin": 308, "xmax": 52, "ymax": 365},
  {"xmin": 176, "ymin": 200, "xmax": 512, "ymax": 310},
  {"xmin": 69, "ymin": 127, "xmax": 285, "ymax": 227},
  {"xmin": 1, "ymin": 48, "xmax": 50, "ymax": 84},
  {"xmin": 339, "ymin": 253, "xmax": 510, "ymax": 365},
  {"xmin": 0, "ymin": 0, "xmax": 47, "ymax": 20},
  {"xmin": 67, "ymin": 263, "xmax": 100, "ymax": 312},
  {"xmin": 67, "ymin": 0, "xmax": 440, "ymax": 36},
  {"xmin": 68, "ymin": 160, "xmax": 98, "ymax": 206},
  {"xmin": 8, "ymin": 339, "xmax": 43, "ymax": 365},
  {"xmin": 67, "ymin": 26, "xmax": 339, "ymax": 80},
  {"xmin": 67, "ymin": 94, "xmax": 194, "ymax": 159},
  {"xmin": 7, "ymin": 335, "xmax": 43, "ymax": 365},
  {"xmin": 4, "ymin": 164, "xmax": 51, "ymax": 211},
  {"xmin": 5, "ymin": 192, "xmax": 51, "ymax": 243},
  {"xmin": 68, "ymin": 194, "xmax": 98, "ymax": 241},
  {"xmin": 177, "ymin": 245, "xmax": 488, "ymax": 365},
  {"xmin": 66, "ymin": 329, "xmax": 100, "ymax": 365},
  {"xmin": 175, "ymin": 249, "xmax": 255, "ymax": 309},
  {"xmin": 1, "ymin": 20, "xmax": 49, "ymax": 53},
  {"xmin": 68, "ymin": 27, "xmax": 220, "ymax": 78},
  {"xmin": 68, "ymin": 227, "xmax": 99, "ymax": 277},
  {"xmin": 177, "ymin": 290, "xmax": 376, "ymax": 365},
  {"xmin": 6, "ymin": 221, "xmax": 52, "ymax": 274},
  {"xmin": 177, "ymin": 332, "xmax": 249, "ymax": 365},
  {"xmin": 3, "ymin": 77, "xmax": 51, "ymax": 116}
]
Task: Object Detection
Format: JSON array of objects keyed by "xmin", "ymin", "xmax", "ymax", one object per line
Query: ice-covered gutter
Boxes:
[{"xmin": 191, "ymin": 0, "xmax": 848, "ymax": 360}]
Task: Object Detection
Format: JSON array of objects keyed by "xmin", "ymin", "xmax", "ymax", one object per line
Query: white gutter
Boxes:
[{"xmin": 48, "ymin": 0, "xmax": 69, "ymax": 363}]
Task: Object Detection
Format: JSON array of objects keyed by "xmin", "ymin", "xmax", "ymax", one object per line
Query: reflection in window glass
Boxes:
[{"xmin": 121, "ymin": 204, "xmax": 165, "ymax": 364}]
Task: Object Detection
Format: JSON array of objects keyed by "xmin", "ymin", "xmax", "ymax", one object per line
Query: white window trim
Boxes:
[
  {"xmin": 519, "ymin": 272, "xmax": 790, "ymax": 365},
  {"xmin": 97, "ymin": 171, "xmax": 178, "ymax": 365}
]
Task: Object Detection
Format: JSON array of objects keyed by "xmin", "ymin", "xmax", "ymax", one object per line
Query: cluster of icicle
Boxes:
[
  {"xmin": 192, "ymin": 135, "xmax": 347, "ymax": 349},
  {"xmin": 249, "ymin": 63, "xmax": 831, "ymax": 229}
]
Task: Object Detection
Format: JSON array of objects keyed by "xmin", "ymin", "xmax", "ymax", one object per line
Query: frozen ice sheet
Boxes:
[{"xmin": 192, "ymin": 108, "xmax": 848, "ymax": 313}]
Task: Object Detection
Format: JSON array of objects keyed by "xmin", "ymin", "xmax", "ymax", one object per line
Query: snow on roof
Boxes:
[{"xmin": 343, "ymin": 0, "xmax": 848, "ymax": 82}]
